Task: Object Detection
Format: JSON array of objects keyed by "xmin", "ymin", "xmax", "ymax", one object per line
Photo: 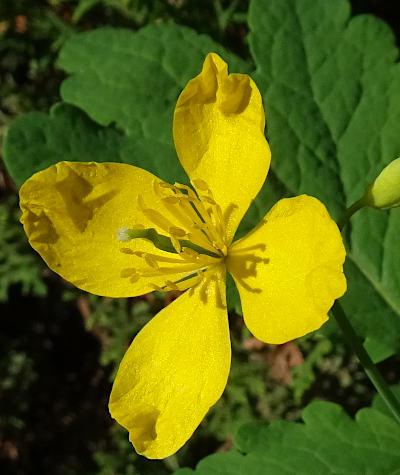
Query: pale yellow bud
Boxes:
[{"xmin": 364, "ymin": 157, "xmax": 400, "ymax": 209}]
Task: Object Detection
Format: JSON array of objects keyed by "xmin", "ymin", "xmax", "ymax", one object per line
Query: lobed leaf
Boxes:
[
  {"xmin": 248, "ymin": 0, "xmax": 400, "ymax": 361},
  {"xmin": 175, "ymin": 395, "xmax": 400, "ymax": 474},
  {"xmin": 3, "ymin": 23, "xmax": 249, "ymax": 187},
  {"xmin": 3, "ymin": 2, "xmax": 400, "ymax": 361}
]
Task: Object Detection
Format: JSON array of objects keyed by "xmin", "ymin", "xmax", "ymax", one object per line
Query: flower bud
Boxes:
[{"xmin": 363, "ymin": 157, "xmax": 400, "ymax": 209}]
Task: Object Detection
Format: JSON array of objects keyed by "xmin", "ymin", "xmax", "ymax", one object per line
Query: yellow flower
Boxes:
[{"xmin": 19, "ymin": 53, "xmax": 346, "ymax": 459}]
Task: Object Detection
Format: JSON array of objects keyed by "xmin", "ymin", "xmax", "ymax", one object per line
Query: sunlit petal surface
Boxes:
[
  {"xmin": 227, "ymin": 195, "xmax": 346, "ymax": 343},
  {"xmin": 173, "ymin": 53, "xmax": 271, "ymax": 244},
  {"xmin": 109, "ymin": 266, "xmax": 230, "ymax": 459},
  {"xmin": 19, "ymin": 161, "xmax": 216, "ymax": 297}
]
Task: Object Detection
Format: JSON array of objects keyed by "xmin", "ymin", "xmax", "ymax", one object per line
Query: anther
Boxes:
[
  {"xmin": 120, "ymin": 268, "xmax": 138, "ymax": 278},
  {"xmin": 130, "ymin": 274, "xmax": 140, "ymax": 284},
  {"xmin": 200, "ymin": 195, "xmax": 216, "ymax": 205},
  {"xmin": 159, "ymin": 181, "xmax": 173, "ymax": 189},
  {"xmin": 181, "ymin": 248, "xmax": 200, "ymax": 259},
  {"xmin": 144, "ymin": 254, "xmax": 159, "ymax": 270},
  {"xmin": 138, "ymin": 197, "xmax": 178, "ymax": 233},
  {"xmin": 120, "ymin": 248, "xmax": 135, "ymax": 254},
  {"xmin": 132, "ymin": 251, "xmax": 145, "ymax": 257},
  {"xmin": 153, "ymin": 180, "xmax": 173, "ymax": 198},
  {"xmin": 165, "ymin": 280, "xmax": 179, "ymax": 291},
  {"xmin": 170, "ymin": 235, "xmax": 182, "ymax": 253},
  {"xmin": 162, "ymin": 196, "xmax": 180, "ymax": 204},
  {"xmin": 174, "ymin": 183, "xmax": 197, "ymax": 199},
  {"xmin": 168, "ymin": 226, "xmax": 187, "ymax": 238},
  {"xmin": 191, "ymin": 178, "xmax": 209, "ymax": 191},
  {"xmin": 151, "ymin": 283, "xmax": 165, "ymax": 292}
]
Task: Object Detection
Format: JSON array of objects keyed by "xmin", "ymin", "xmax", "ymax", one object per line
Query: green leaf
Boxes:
[
  {"xmin": 248, "ymin": 0, "xmax": 400, "ymax": 362},
  {"xmin": 4, "ymin": 6, "xmax": 400, "ymax": 361},
  {"xmin": 174, "ymin": 398, "xmax": 400, "ymax": 474},
  {"xmin": 3, "ymin": 23, "xmax": 249, "ymax": 187},
  {"xmin": 57, "ymin": 22, "xmax": 249, "ymax": 151},
  {"xmin": 372, "ymin": 384, "xmax": 400, "ymax": 419},
  {"xmin": 3, "ymin": 103, "xmax": 125, "ymax": 187}
]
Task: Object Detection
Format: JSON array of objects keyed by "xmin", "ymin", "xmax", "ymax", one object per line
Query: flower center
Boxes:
[
  {"xmin": 153, "ymin": 178, "xmax": 228, "ymax": 256},
  {"xmin": 116, "ymin": 179, "xmax": 227, "ymax": 291}
]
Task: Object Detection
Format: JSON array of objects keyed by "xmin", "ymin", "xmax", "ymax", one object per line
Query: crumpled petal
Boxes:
[
  {"xmin": 109, "ymin": 266, "xmax": 230, "ymax": 459},
  {"xmin": 173, "ymin": 53, "xmax": 271, "ymax": 244},
  {"xmin": 19, "ymin": 161, "xmax": 215, "ymax": 297},
  {"xmin": 226, "ymin": 195, "xmax": 346, "ymax": 343}
]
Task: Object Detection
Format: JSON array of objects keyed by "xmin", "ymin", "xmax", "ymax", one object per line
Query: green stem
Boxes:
[
  {"xmin": 331, "ymin": 301, "xmax": 400, "ymax": 424},
  {"xmin": 337, "ymin": 198, "xmax": 366, "ymax": 230}
]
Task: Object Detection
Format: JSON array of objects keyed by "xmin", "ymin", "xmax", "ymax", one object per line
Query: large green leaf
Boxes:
[
  {"xmin": 3, "ymin": 102, "xmax": 189, "ymax": 186},
  {"xmin": 174, "ymin": 395, "xmax": 400, "ymax": 474},
  {"xmin": 248, "ymin": 0, "xmax": 400, "ymax": 362},
  {"xmin": 3, "ymin": 23, "xmax": 249, "ymax": 187},
  {"xmin": 57, "ymin": 24, "xmax": 249, "ymax": 135},
  {"xmin": 3, "ymin": 3, "xmax": 400, "ymax": 361}
]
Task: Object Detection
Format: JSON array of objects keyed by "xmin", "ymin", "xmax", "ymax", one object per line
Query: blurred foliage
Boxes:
[
  {"xmin": 75, "ymin": 293, "xmax": 166, "ymax": 378},
  {"xmin": 0, "ymin": 350, "xmax": 37, "ymax": 432},
  {"xmin": 1, "ymin": 0, "xmax": 400, "ymax": 474},
  {"xmin": 291, "ymin": 335, "xmax": 333, "ymax": 403},
  {"xmin": 94, "ymin": 424, "xmax": 172, "ymax": 475},
  {"xmin": 0, "ymin": 195, "xmax": 46, "ymax": 301}
]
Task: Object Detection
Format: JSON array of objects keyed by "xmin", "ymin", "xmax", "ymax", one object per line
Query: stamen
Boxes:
[
  {"xmin": 213, "ymin": 203, "xmax": 226, "ymax": 238},
  {"xmin": 173, "ymin": 183, "xmax": 198, "ymax": 200},
  {"xmin": 120, "ymin": 268, "xmax": 137, "ymax": 278},
  {"xmin": 191, "ymin": 178, "xmax": 209, "ymax": 191},
  {"xmin": 144, "ymin": 254, "xmax": 159, "ymax": 270},
  {"xmin": 168, "ymin": 226, "xmax": 187, "ymax": 238},
  {"xmin": 150, "ymin": 283, "xmax": 165, "ymax": 292},
  {"xmin": 175, "ymin": 199, "xmax": 217, "ymax": 247},
  {"xmin": 213, "ymin": 242, "xmax": 227, "ymax": 256},
  {"xmin": 199, "ymin": 195, "xmax": 216, "ymax": 205},
  {"xmin": 138, "ymin": 196, "xmax": 177, "ymax": 234},
  {"xmin": 130, "ymin": 274, "xmax": 140, "ymax": 284},
  {"xmin": 140, "ymin": 263, "xmax": 210, "ymax": 277},
  {"xmin": 135, "ymin": 252, "xmax": 191, "ymax": 265},
  {"xmin": 161, "ymin": 197, "xmax": 197, "ymax": 230},
  {"xmin": 170, "ymin": 235, "xmax": 182, "ymax": 253},
  {"xmin": 159, "ymin": 181, "xmax": 175, "ymax": 189},
  {"xmin": 120, "ymin": 248, "xmax": 135, "ymax": 254},
  {"xmin": 196, "ymin": 269, "xmax": 206, "ymax": 282},
  {"xmin": 165, "ymin": 280, "xmax": 179, "ymax": 291},
  {"xmin": 118, "ymin": 179, "xmax": 227, "ymax": 290},
  {"xmin": 162, "ymin": 196, "xmax": 180, "ymax": 204},
  {"xmin": 190, "ymin": 198, "xmax": 221, "ymax": 243},
  {"xmin": 180, "ymin": 248, "xmax": 200, "ymax": 260},
  {"xmin": 131, "ymin": 250, "xmax": 144, "ymax": 257}
]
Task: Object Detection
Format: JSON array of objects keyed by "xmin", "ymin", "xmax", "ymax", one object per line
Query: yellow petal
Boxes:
[
  {"xmin": 173, "ymin": 53, "xmax": 271, "ymax": 244},
  {"xmin": 109, "ymin": 266, "xmax": 230, "ymax": 459},
  {"xmin": 226, "ymin": 195, "xmax": 346, "ymax": 343},
  {"xmin": 19, "ymin": 161, "xmax": 216, "ymax": 297}
]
